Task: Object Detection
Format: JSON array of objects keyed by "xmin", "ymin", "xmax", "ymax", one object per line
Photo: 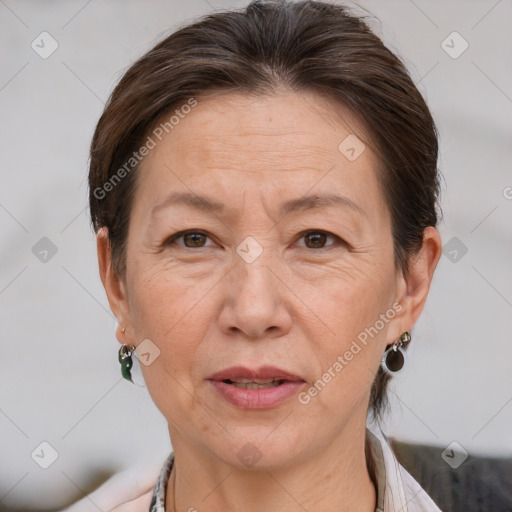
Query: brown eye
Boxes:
[
  {"xmin": 298, "ymin": 230, "xmax": 345, "ymax": 250},
  {"xmin": 182, "ymin": 232, "xmax": 208, "ymax": 247},
  {"xmin": 304, "ymin": 231, "xmax": 329, "ymax": 248},
  {"xmin": 164, "ymin": 230, "xmax": 212, "ymax": 248}
]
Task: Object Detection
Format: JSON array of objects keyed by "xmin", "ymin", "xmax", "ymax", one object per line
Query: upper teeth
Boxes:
[
  {"xmin": 229, "ymin": 378, "xmax": 279, "ymax": 384},
  {"xmin": 229, "ymin": 379, "xmax": 282, "ymax": 390}
]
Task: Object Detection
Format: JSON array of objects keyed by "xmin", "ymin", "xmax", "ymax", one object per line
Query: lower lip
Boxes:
[{"xmin": 209, "ymin": 380, "xmax": 305, "ymax": 409}]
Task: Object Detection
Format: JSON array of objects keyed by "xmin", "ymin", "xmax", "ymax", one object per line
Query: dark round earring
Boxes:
[
  {"xmin": 119, "ymin": 344, "xmax": 136, "ymax": 383},
  {"xmin": 381, "ymin": 331, "xmax": 411, "ymax": 374}
]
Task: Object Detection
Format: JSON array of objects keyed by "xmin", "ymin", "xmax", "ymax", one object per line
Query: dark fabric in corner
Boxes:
[{"xmin": 390, "ymin": 438, "xmax": 512, "ymax": 512}]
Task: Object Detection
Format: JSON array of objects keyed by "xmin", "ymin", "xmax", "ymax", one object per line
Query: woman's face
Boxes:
[{"xmin": 103, "ymin": 91, "xmax": 424, "ymax": 469}]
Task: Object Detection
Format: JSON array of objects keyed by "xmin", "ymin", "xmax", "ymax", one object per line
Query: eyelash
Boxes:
[{"xmin": 163, "ymin": 229, "xmax": 347, "ymax": 251}]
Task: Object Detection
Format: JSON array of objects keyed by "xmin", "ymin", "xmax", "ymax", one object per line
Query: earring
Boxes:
[
  {"xmin": 118, "ymin": 344, "xmax": 136, "ymax": 383},
  {"xmin": 381, "ymin": 331, "xmax": 411, "ymax": 374}
]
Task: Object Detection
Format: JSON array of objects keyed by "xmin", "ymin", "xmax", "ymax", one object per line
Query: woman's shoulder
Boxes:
[{"xmin": 59, "ymin": 456, "xmax": 167, "ymax": 512}]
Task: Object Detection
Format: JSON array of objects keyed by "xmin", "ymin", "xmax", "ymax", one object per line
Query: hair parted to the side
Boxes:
[{"xmin": 88, "ymin": 0, "xmax": 441, "ymax": 422}]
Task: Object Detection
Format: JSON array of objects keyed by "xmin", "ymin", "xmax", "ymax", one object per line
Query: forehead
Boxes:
[
  {"xmin": 134, "ymin": 91, "xmax": 386, "ymax": 221},
  {"xmin": 149, "ymin": 91, "xmax": 372, "ymax": 166}
]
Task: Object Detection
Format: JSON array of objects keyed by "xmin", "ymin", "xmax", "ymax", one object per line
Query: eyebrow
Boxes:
[{"xmin": 151, "ymin": 192, "xmax": 365, "ymax": 217}]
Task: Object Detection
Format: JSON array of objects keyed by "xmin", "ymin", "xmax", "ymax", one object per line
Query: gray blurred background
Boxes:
[{"xmin": 1, "ymin": 0, "xmax": 511, "ymax": 509}]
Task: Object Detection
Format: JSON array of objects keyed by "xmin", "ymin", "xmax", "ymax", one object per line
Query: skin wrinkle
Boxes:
[{"xmin": 98, "ymin": 90, "xmax": 442, "ymax": 512}]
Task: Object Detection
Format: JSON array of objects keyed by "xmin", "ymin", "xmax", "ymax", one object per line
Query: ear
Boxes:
[
  {"xmin": 388, "ymin": 226, "xmax": 442, "ymax": 342},
  {"xmin": 97, "ymin": 227, "xmax": 134, "ymax": 345}
]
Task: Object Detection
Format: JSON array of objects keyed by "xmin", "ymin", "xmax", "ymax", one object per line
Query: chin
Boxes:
[{"xmin": 209, "ymin": 430, "xmax": 304, "ymax": 471}]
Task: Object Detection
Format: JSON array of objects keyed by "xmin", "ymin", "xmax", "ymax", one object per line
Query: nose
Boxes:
[{"xmin": 217, "ymin": 249, "xmax": 293, "ymax": 340}]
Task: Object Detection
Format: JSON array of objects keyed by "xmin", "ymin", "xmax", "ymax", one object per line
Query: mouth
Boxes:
[
  {"xmin": 207, "ymin": 366, "xmax": 306, "ymax": 409},
  {"xmin": 208, "ymin": 365, "xmax": 305, "ymax": 384}
]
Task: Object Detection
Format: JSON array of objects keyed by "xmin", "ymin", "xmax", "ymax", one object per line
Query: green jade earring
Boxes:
[{"xmin": 118, "ymin": 344, "xmax": 136, "ymax": 383}]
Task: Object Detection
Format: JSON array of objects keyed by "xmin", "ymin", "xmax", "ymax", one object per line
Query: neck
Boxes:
[{"xmin": 165, "ymin": 420, "xmax": 377, "ymax": 512}]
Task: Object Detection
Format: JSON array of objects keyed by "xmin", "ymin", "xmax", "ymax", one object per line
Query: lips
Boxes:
[{"xmin": 208, "ymin": 366, "xmax": 306, "ymax": 409}]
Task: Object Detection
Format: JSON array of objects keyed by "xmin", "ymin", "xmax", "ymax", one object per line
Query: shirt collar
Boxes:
[{"xmin": 149, "ymin": 450, "xmax": 173, "ymax": 512}]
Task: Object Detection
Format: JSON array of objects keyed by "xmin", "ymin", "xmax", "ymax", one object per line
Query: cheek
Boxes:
[
  {"xmin": 303, "ymin": 253, "xmax": 396, "ymax": 334},
  {"xmin": 126, "ymin": 266, "xmax": 212, "ymax": 410},
  {"xmin": 128, "ymin": 259, "xmax": 211, "ymax": 336},
  {"xmin": 297, "ymin": 260, "xmax": 396, "ymax": 402}
]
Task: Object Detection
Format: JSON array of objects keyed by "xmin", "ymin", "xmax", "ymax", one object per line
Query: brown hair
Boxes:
[{"xmin": 88, "ymin": 0, "xmax": 440, "ymax": 420}]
